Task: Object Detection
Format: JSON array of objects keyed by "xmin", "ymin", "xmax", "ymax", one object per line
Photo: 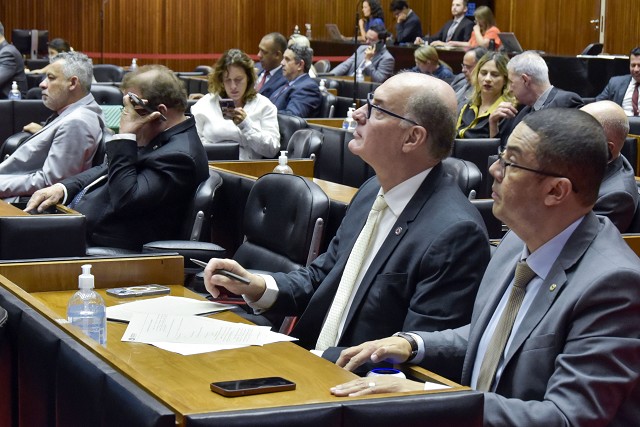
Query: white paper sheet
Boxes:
[
  {"xmin": 121, "ymin": 312, "xmax": 297, "ymax": 355},
  {"xmin": 106, "ymin": 295, "xmax": 231, "ymax": 322}
]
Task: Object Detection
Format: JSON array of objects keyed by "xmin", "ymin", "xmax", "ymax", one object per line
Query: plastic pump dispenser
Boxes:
[
  {"xmin": 8, "ymin": 81, "xmax": 21, "ymax": 100},
  {"xmin": 67, "ymin": 264, "xmax": 107, "ymax": 345},
  {"xmin": 273, "ymin": 151, "xmax": 293, "ymax": 174}
]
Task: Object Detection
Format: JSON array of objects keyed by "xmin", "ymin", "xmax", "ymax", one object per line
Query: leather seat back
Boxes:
[
  {"xmin": 442, "ymin": 157, "xmax": 483, "ymax": 198},
  {"xmin": 286, "ymin": 129, "xmax": 323, "ymax": 159}
]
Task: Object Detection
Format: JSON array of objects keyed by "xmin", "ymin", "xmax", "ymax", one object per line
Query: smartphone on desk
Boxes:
[
  {"xmin": 210, "ymin": 377, "xmax": 296, "ymax": 397},
  {"xmin": 127, "ymin": 92, "xmax": 167, "ymax": 121},
  {"xmin": 219, "ymin": 98, "xmax": 235, "ymax": 119},
  {"xmin": 106, "ymin": 284, "xmax": 170, "ymax": 298}
]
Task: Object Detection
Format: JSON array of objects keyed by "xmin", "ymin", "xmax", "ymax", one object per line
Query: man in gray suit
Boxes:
[
  {"xmin": 331, "ymin": 108, "xmax": 640, "ymax": 426},
  {"xmin": 0, "ymin": 51, "xmax": 103, "ymax": 200},
  {"xmin": 331, "ymin": 25, "xmax": 395, "ymax": 83},
  {"xmin": 0, "ymin": 21, "xmax": 27, "ymax": 98},
  {"xmin": 582, "ymin": 100, "xmax": 638, "ymax": 232},
  {"xmin": 596, "ymin": 46, "xmax": 640, "ymax": 116}
]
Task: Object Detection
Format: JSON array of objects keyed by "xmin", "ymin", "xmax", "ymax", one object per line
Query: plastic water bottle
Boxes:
[
  {"xmin": 130, "ymin": 58, "xmax": 138, "ymax": 71},
  {"xmin": 305, "ymin": 23, "xmax": 312, "ymax": 40},
  {"xmin": 342, "ymin": 107, "xmax": 356, "ymax": 132},
  {"xmin": 356, "ymin": 68, "xmax": 364, "ymax": 83},
  {"xmin": 67, "ymin": 264, "xmax": 107, "ymax": 345},
  {"xmin": 293, "ymin": 25, "xmax": 300, "ymax": 35},
  {"xmin": 8, "ymin": 81, "xmax": 21, "ymax": 100},
  {"xmin": 273, "ymin": 151, "xmax": 293, "ymax": 174},
  {"xmin": 319, "ymin": 79, "xmax": 327, "ymax": 93}
]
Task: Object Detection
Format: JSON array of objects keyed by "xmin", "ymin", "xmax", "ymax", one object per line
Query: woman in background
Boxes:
[
  {"xmin": 411, "ymin": 46, "xmax": 454, "ymax": 83},
  {"xmin": 448, "ymin": 6, "xmax": 501, "ymax": 50},
  {"xmin": 456, "ymin": 52, "xmax": 513, "ymax": 138},
  {"xmin": 26, "ymin": 38, "xmax": 73, "ymax": 74},
  {"xmin": 191, "ymin": 49, "xmax": 280, "ymax": 160},
  {"xmin": 359, "ymin": 0, "xmax": 385, "ymax": 41}
]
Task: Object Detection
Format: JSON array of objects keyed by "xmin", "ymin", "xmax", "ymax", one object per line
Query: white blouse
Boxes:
[{"xmin": 191, "ymin": 93, "xmax": 280, "ymax": 160}]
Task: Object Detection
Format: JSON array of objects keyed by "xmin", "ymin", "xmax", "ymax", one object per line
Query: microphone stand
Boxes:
[{"xmin": 352, "ymin": 0, "xmax": 362, "ymax": 107}]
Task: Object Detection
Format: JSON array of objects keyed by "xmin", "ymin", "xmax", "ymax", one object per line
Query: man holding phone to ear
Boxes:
[
  {"xmin": 25, "ymin": 65, "xmax": 209, "ymax": 251},
  {"xmin": 330, "ymin": 25, "xmax": 395, "ymax": 83}
]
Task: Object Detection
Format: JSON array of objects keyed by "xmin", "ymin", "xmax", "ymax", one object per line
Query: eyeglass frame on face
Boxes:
[
  {"xmin": 366, "ymin": 92, "xmax": 420, "ymax": 126},
  {"xmin": 496, "ymin": 149, "xmax": 578, "ymax": 193}
]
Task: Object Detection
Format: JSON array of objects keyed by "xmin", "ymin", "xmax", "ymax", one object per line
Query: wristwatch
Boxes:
[{"xmin": 393, "ymin": 332, "xmax": 418, "ymax": 362}]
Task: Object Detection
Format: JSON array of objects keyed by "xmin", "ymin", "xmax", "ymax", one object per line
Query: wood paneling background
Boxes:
[{"xmin": 0, "ymin": 0, "xmax": 637, "ymax": 72}]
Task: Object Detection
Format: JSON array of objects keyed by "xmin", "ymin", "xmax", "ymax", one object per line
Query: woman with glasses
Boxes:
[
  {"xmin": 410, "ymin": 46, "xmax": 454, "ymax": 83},
  {"xmin": 456, "ymin": 52, "xmax": 514, "ymax": 138},
  {"xmin": 447, "ymin": 6, "xmax": 501, "ymax": 50},
  {"xmin": 359, "ymin": 0, "xmax": 385, "ymax": 42},
  {"xmin": 191, "ymin": 49, "xmax": 279, "ymax": 160}
]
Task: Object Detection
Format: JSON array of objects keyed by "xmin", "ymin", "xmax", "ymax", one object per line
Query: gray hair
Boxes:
[
  {"xmin": 288, "ymin": 44, "xmax": 313, "ymax": 73},
  {"xmin": 507, "ymin": 51, "xmax": 550, "ymax": 86},
  {"xmin": 51, "ymin": 51, "xmax": 94, "ymax": 93}
]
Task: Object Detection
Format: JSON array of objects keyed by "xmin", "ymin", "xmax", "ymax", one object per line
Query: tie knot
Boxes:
[
  {"xmin": 513, "ymin": 260, "xmax": 536, "ymax": 289},
  {"xmin": 371, "ymin": 194, "xmax": 387, "ymax": 212}
]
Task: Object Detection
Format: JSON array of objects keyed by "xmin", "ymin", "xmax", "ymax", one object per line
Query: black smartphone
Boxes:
[
  {"xmin": 127, "ymin": 92, "xmax": 167, "ymax": 121},
  {"xmin": 210, "ymin": 377, "xmax": 296, "ymax": 397},
  {"xmin": 219, "ymin": 98, "xmax": 235, "ymax": 119}
]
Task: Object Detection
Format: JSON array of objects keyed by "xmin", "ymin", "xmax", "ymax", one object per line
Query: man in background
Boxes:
[
  {"xmin": 489, "ymin": 51, "xmax": 583, "ymax": 145},
  {"xmin": 0, "ymin": 51, "xmax": 103, "ymax": 201},
  {"xmin": 331, "ymin": 25, "xmax": 395, "ymax": 83},
  {"xmin": 582, "ymin": 100, "xmax": 638, "ymax": 232},
  {"xmin": 416, "ymin": 0, "xmax": 473, "ymax": 46},
  {"xmin": 390, "ymin": 0, "xmax": 422, "ymax": 45},
  {"xmin": 255, "ymin": 32, "xmax": 288, "ymax": 99},
  {"xmin": 449, "ymin": 47, "xmax": 487, "ymax": 108},
  {"xmin": 0, "ymin": 21, "xmax": 27, "ymax": 98},
  {"xmin": 269, "ymin": 44, "xmax": 321, "ymax": 118},
  {"xmin": 596, "ymin": 47, "xmax": 640, "ymax": 116},
  {"xmin": 26, "ymin": 65, "xmax": 209, "ymax": 251}
]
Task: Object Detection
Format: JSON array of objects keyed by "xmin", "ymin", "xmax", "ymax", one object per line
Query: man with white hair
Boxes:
[
  {"xmin": 0, "ymin": 51, "xmax": 104, "ymax": 200},
  {"xmin": 489, "ymin": 51, "xmax": 583, "ymax": 146}
]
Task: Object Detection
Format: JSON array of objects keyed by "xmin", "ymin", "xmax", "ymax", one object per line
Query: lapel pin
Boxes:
[
  {"xmin": 395, "ymin": 227, "xmax": 403, "ymax": 235},
  {"xmin": 549, "ymin": 284, "xmax": 557, "ymax": 292}
]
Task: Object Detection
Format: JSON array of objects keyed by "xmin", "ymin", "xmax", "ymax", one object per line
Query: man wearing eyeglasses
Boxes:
[
  {"xmin": 331, "ymin": 108, "xmax": 640, "ymax": 427},
  {"xmin": 449, "ymin": 47, "xmax": 487, "ymax": 108},
  {"xmin": 330, "ymin": 25, "xmax": 395, "ymax": 83},
  {"xmin": 203, "ymin": 73, "xmax": 490, "ymax": 373}
]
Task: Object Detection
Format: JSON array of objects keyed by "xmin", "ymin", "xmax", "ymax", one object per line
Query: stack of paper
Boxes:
[{"xmin": 106, "ymin": 295, "xmax": 231, "ymax": 322}]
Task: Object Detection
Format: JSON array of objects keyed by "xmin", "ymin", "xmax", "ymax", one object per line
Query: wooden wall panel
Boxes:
[{"xmin": 0, "ymin": 0, "xmax": 637, "ymax": 72}]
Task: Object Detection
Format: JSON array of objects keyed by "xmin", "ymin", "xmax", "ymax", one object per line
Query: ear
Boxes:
[
  {"xmin": 521, "ymin": 74, "xmax": 531, "ymax": 87},
  {"xmin": 401, "ymin": 125, "xmax": 427, "ymax": 153},
  {"xmin": 543, "ymin": 177, "xmax": 573, "ymax": 207},
  {"xmin": 68, "ymin": 76, "xmax": 80, "ymax": 91},
  {"xmin": 157, "ymin": 104, "xmax": 169, "ymax": 116}
]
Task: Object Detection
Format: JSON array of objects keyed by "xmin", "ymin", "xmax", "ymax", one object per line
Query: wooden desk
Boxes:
[
  {"xmin": 306, "ymin": 118, "xmax": 346, "ymax": 129},
  {"xmin": 0, "ymin": 255, "xmax": 478, "ymax": 426},
  {"xmin": 210, "ymin": 159, "xmax": 315, "ymax": 179},
  {"xmin": 0, "ymin": 200, "xmax": 27, "ymax": 216}
]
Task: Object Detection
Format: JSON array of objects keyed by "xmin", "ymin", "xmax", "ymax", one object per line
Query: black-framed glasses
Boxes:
[
  {"xmin": 366, "ymin": 93, "xmax": 420, "ymax": 126},
  {"xmin": 497, "ymin": 150, "xmax": 578, "ymax": 193}
]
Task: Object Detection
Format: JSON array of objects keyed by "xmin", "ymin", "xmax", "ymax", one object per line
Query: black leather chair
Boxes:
[
  {"xmin": 625, "ymin": 197, "xmax": 640, "ymax": 234},
  {"xmin": 314, "ymin": 59, "xmax": 331, "ymax": 74},
  {"xmin": 26, "ymin": 87, "xmax": 43, "ymax": 99},
  {"xmin": 442, "ymin": 157, "xmax": 483, "ymax": 199},
  {"xmin": 92, "ymin": 64, "xmax": 126, "ymax": 83},
  {"xmin": 452, "ymin": 137, "xmax": 501, "ymax": 198},
  {"xmin": 90, "ymin": 84, "xmax": 124, "ymax": 105},
  {"xmin": 203, "ymin": 141, "xmax": 240, "ymax": 160},
  {"xmin": 0, "ymin": 131, "xmax": 31, "ymax": 162},
  {"xmin": 286, "ymin": 129, "xmax": 323, "ymax": 160},
  {"xmin": 193, "ymin": 65, "xmax": 213, "ymax": 75},
  {"xmin": 629, "ymin": 117, "xmax": 640, "ymax": 136},
  {"xmin": 471, "ymin": 198, "xmax": 505, "ymax": 240},
  {"xmin": 622, "ymin": 136, "xmax": 638, "ymax": 175},
  {"xmin": 318, "ymin": 90, "xmax": 337, "ymax": 118},
  {"xmin": 581, "ymin": 43, "xmax": 604, "ymax": 55},
  {"xmin": 277, "ymin": 113, "xmax": 308, "ymax": 153}
]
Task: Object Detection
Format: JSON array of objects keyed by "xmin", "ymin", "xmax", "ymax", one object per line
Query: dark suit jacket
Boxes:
[
  {"xmin": 63, "ymin": 116, "xmax": 209, "ymax": 250},
  {"xmin": 428, "ymin": 17, "xmax": 474, "ymax": 43},
  {"xmin": 0, "ymin": 40, "xmax": 28, "ymax": 99},
  {"xmin": 395, "ymin": 11, "xmax": 423, "ymax": 44},
  {"xmin": 418, "ymin": 213, "xmax": 640, "ymax": 425},
  {"xmin": 595, "ymin": 74, "xmax": 633, "ymax": 105},
  {"xmin": 594, "ymin": 154, "xmax": 638, "ymax": 232},
  {"xmin": 270, "ymin": 164, "xmax": 491, "ymax": 364},
  {"xmin": 269, "ymin": 73, "xmax": 321, "ymax": 118},
  {"xmin": 257, "ymin": 67, "xmax": 288, "ymax": 100},
  {"xmin": 498, "ymin": 87, "xmax": 584, "ymax": 146}
]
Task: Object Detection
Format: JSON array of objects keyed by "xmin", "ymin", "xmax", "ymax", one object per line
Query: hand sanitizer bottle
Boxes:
[
  {"xmin": 319, "ymin": 79, "xmax": 327, "ymax": 93},
  {"xmin": 273, "ymin": 151, "xmax": 293, "ymax": 174},
  {"xmin": 67, "ymin": 264, "xmax": 107, "ymax": 345},
  {"xmin": 130, "ymin": 58, "xmax": 138, "ymax": 71},
  {"xmin": 342, "ymin": 107, "xmax": 356, "ymax": 132},
  {"xmin": 8, "ymin": 81, "xmax": 21, "ymax": 100}
]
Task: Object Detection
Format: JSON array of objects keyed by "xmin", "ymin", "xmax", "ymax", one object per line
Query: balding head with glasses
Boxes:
[{"xmin": 351, "ymin": 72, "xmax": 458, "ymax": 191}]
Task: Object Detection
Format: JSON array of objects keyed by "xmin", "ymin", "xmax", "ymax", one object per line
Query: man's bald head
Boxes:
[{"xmin": 581, "ymin": 100, "xmax": 629, "ymax": 159}]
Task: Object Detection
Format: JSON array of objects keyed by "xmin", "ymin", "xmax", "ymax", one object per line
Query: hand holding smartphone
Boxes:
[
  {"xmin": 219, "ymin": 98, "xmax": 235, "ymax": 120},
  {"xmin": 210, "ymin": 377, "xmax": 296, "ymax": 397},
  {"xmin": 127, "ymin": 92, "xmax": 167, "ymax": 121}
]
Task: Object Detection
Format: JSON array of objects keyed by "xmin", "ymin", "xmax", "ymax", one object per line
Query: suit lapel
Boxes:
[{"xmin": 340, "ymin": 163, "xmax": 444, "ymax": 335}]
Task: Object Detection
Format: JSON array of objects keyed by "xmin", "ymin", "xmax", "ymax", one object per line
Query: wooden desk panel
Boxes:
[
  {"xmin": 0, "ymin": 200, "xmax": 28, "ymax": 216},
  {"xmin": 211, "ymin": 160, "xmax": 314, "ymax": 179}
]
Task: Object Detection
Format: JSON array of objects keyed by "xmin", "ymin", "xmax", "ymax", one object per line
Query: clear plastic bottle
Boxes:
[
  {"xmin": 67, "ymin": 264, "xmax": 107, "ymax": 345},
  {"xmin": 293, "ymin": 25, "xmax": 300, "ymax": 35},
  {"xmin": 342, "ymin": 107, "xmax": 356, "ymax": 132},
  {"xmin": 8, "ymin": 81, "xmax": 21, "ymax": 100},
  {"xmin": 305, "ymin": 23, "xmax": 312, "ymax": 40},
  {"xmin": 273, "ymin": 151, "xmax": 293, "ymax": 174},
  {"xmin": 356, "ymin": 68, "xmax": 364, "ymax": 83},
  {"xmin": 319, "ymin": 79, "xmax": 327, "ymax": 93},
  {"xmin": 130, "ymin": 58, "xmax": 138, "ymax": 71}
]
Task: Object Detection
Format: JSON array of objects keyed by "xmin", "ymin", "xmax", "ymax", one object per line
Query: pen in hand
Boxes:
[{"xmin": 189, "ymin": 258, "xmax": 251, "ymax": 285}]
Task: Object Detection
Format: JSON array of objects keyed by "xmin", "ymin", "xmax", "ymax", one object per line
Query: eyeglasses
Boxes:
[
  {"xmin": 366, "ymin": 93, "xmax": 420, "ymax": 126},
  {"xmin": 497, "ymin": 150, "xmax": 578, "ymax": 193}
]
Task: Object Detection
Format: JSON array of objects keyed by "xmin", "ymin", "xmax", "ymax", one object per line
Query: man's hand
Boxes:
[
  {"xmin": 396, "ymin": 11, "xmax": 408, "ymax": 23},
  {"xmin": 24, "ymin": 185, "xmax": 65, "ymax": 213},
  {"xmin": 119, "ymin": 93, "xmax": 164, "ymax": 134},
  {"xmin": 414, "ymin": 37, "xmax": 425, "ymax": 46},
  {"xmin": 364, "ymin": 45, "xmax": 376, "ymax": 61},
  {"xmin": 330, "ymin": 376, "xmax": 424, "ymax": 397},
  {"xmin": 228, "ymin": 107, "xmax": 247, "ymax": 126},
  {"xmin": 489, "ymin": 101, "xmax": 518, "ymax": 137},
  {"xmin": 203, "ymin": 258, "xmax": 266, "ymax": 301},
  {"xmin": 336, "ymin": 336, "xmax": 413, "ymax": 372},
  {"xmin": 23, "ymin": 122, "xmax": 43, "ymax": 134}
]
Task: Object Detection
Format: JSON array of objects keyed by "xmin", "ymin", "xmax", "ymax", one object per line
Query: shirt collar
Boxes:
[
  {"xmin": 381, "ymin": 168, "xmax": 433, "ymax": 217},
  {"xmin": 533, "ymin": 85, "xmax": 554, "ymax": 111}
]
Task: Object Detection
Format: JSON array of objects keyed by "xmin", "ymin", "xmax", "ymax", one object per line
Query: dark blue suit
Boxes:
[
  {"xmin": 595, "ymin": 74, "xmax": 633, "ymax": 106},
  {"xmin": 269, "ymin": 163, "xmax": 491, "ymax": 368},
  {"xmin": 269, "ymin": 73, "xmax": 321, "ymax": 118},
  {"xmin": 257, "ymin": 67, "xmax": 288, "ymax": 100}
]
